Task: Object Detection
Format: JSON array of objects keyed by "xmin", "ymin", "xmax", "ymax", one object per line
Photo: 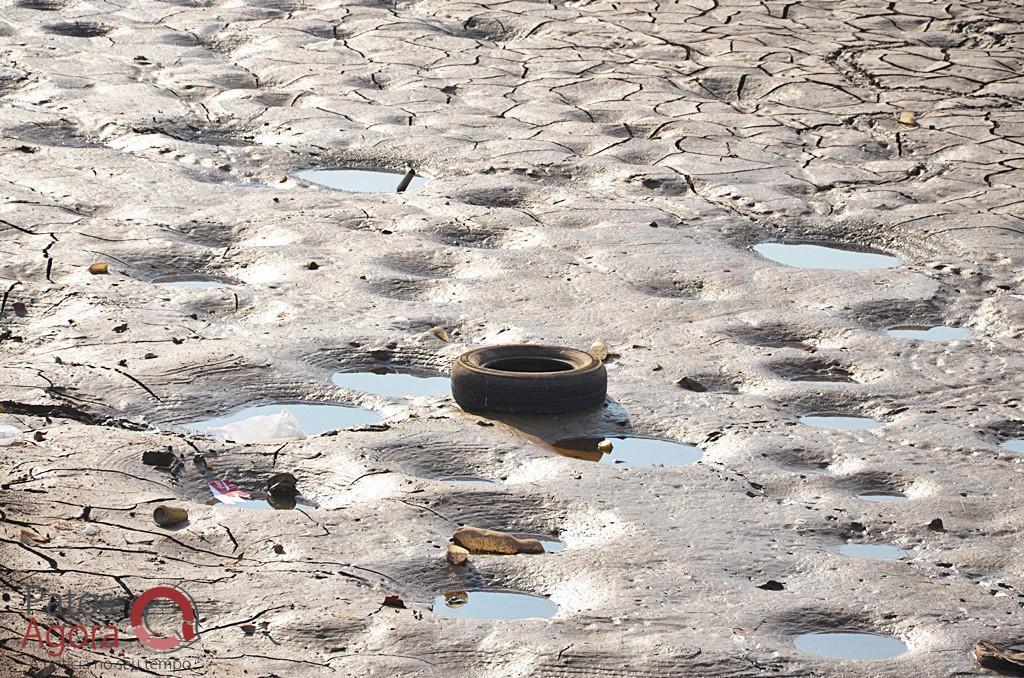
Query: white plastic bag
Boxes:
[
  {"xmin": 206, "ymin": 409, "xmax": 304, "ymax": 443},
  {"xmin": 0, "ymin": 425, "xmax": 20, "ymax": 446}
]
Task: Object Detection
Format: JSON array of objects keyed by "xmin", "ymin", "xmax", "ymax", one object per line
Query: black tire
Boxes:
[{"xmin": 451, "ymin": 344, "xmax": 607, "ymax": 414}]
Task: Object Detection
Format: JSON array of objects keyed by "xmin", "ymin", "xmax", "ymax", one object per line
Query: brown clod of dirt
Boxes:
[{"xmin": 452, "ymin": 526, "xmax": 544, "ymax": 555}]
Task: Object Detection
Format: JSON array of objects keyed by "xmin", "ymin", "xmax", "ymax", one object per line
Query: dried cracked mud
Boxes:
[{"xmin": 2, "ymin": 0, "xmax": 1024, "ymax": 676}]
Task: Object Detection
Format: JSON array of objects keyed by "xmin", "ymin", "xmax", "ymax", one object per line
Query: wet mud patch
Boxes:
[
  {"xmin": 15, "ymin": 0, "xmax": 68, "ymax": 8},
  {"xmin": 837, "ymin": 472, "xmax": 908, "ymax": 503},
  {"xmin": 44, "ymin": 21, "xmax": 112, "ymax": 38},
  {"xmin": 427, "ymin": 223, "xmax": 534, "ymax": 250},
  {"xmin": 733, "ymin": 324, "xmax": 820, "ymax": 352},
  {"xmin": 420, "ymin": 489, "xmax": 569, "ymax": 535},
  {"xmin": 152, "ymin": 273, "xmax": 243, "ymax": 289},
  {"xmin": 433, "ymin": 590, "xmax": 556, "ymax": 619},
  {"xmin": 306, "ymin": 345, "xmax": 450, "ymax": 377},
  {"xmin": 768, "ymin": 448, "xmax": 834, "ymax": 474},
  {"xmin": 11, "ymin": 120, "xmax": 98, "ymax": 148},
  {"xmin": 131, "ymin": 122, "xmax": 256, "ymax": 147},
  {"xmin": 367, "ymin": 276, "xmax": 463, "ymax": 303},
  {"xmin": 293, "ymin": 168, "xmax": 425, "ymax": 193},
  {"xmin": 771, "ymin": 357, "xmax": 858, "ymax": 383},
  {"xmin": 753, "ymin": 241, "xmax": 902, "ymax": 270},
  {"xmin": 634, "ymin": 274, "xmax": 705, "ymax": 299},
  {"xmin": 552, "ymin": 436, "xmax": 702, "ymax": 467},
  {"xmin": 850, "ymin": 299, "xmax": 944, "ymax": 330},
  {"xmin": 379, "ymin": 251, "xmax": 468, "ymax": 279},
  {"xmin": 459, "ymin": 14, "xmax": 517, "ymax": 42},
  {"xmin": 988, "ymin": 421, "xmax": 1024, "ymax": 455}
]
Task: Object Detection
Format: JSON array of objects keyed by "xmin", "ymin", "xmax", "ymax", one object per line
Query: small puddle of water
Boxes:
[
  {"xmin": 1000, "ymin": 439, "xmax": 1024, "ymax": 454},
  {"xmin": 208, "ymin": 497, "xmax": 314, "ymax": 511},
  {"xmin": 293, "ymin": 168, "xmax": 426, "ymax": 193},
  {"xmin": 152, "ymin": 274, "xmax": 243, "ymax": 289},
  {"xmin": 185, "ymin": 403, "xmax": 380, "ymax": 440},
  {"xmin": 799, "ymin": 414, "xmax": 884, "ymax": 430},
  {"xmin": 794, "ymin": 632, "xmax": 908, "ymax": 660},
  {"xmin": 839, "ymin": 543, "xmax": 908, "ymax": 560},
  {"xmin": 331, "ymin": 369, "xmax": 450, "ymax": 398},
  {"xmin": 433, "ymin": 590, "xmax": 557, "ymax": 620},
  {"xmin": 552, "ymin": 436, "xmax": 702, "ymax": 467},
  {"xmin": 884, "ymin": 325, "xmax": 970, "ymax": 341},
  {"xmin": 754, "ymin": 242, "xmax": 902, "ymax": 270},
  {"xmin": 856, "ymin": 492, "xmax": 906, "ymax": 503}
]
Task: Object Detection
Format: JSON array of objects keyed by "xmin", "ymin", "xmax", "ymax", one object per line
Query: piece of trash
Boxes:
[
  {"xmin": 19, "ymin": 529, "xmax": 49, "ymax": 544},
  {"xmin": 88, "ymin": 262, "xmax": 109, "ymax": 275},
  {"xmin": 596, "ymin": 440, "xmax": 613, "ymax": 454},
  {"xmin": 142, "ymin": 448, "xmax": 176, "ymax": 467},
  {"xmin": 429, "ymin": 326, "xmax": 449, "ymax": 342},
  {"xmin": 928, "ymin": 518, "xmax": 945, "ymax": 531},
  {"xmin": 446, "ymin": 544, "xmax": 470, "ymax": 566},
  {"xmin": 12, "ymin": 302, "xmax": 26, "ymax": 316},
  {"xmin": 240, "ymin": 624, "xmax": 257, "ymax": 635},
  {"xmin": 383, "ymin": 595, "xmax": 406, "ymax": 609},
  {"xmin": 266, "ymin": 472, "xmax": 298, "ymax": 499},
  {"xmin": 209, "ymin": 479, "xmax": 251, "ymax": 504},
  {"xmin": 205, "ymin": 409, "xmax": 304, "ymax": 443},
  {"xmin": 452, "ymin": 526, "xmax": 545, "ymax": 555},
  {"xmin": 152, "ymin": 505, "xmax": 188, "ymax": 527},
  {"xmin": 757, "ymin": 580, "xmax": 785, "ymax": 591},
  {"xmin": 675, "ymin": 376, "xmax": 707, "ymax": 392},
  {"xmin": 588, "ymin": 338, "xmax": 609, "ymax": 361},
  {"xmin": 974, "ymin": 640, "xmax": 1024, "ymax": 675},
  {"xmin": 395, "ymin": 168, "xmax": 417, "ymax": 193},
  {"xmin": 0, "ymin": 425, "xmax": 21, "ymax": 446},
  {"xmin": 898, "ymin": 110, "xmax": 916, "ymax": 125}
]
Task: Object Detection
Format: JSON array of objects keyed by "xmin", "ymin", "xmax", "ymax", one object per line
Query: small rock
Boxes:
[
  {"xmin": 757, "ymin": 580, "xmax": 785, "ymax": 591},
  {"xmin": 267, "ymin": 472, "xmax": 298, "ymax": 499},
  {"xmin": 383, "ymin": 595, "xmax": 405, "ymax": 609},
  {"xmin": 898, "ymin": 110, "xmax": 916, "ymax": 126},
  {"xmin": 928, "ymin": 518, "xmax": 945, "ymax": 532},
  {"xmin": 588, "ymin": 338, "xmax": 609, "ymax": 361},
  {"xmin": 112, "ymin": 323, "xmax": 128, "ymax": 333},
  {"xmin": 675, "ymin": 376, "xmax": 707, "ymax": 392},
  {"xmin": 597, "ymin": 440, "xmax": 613, "ymax": 453},
  {"xmin": 446, "ymin": 544, "xmax": 470, "ymax": 565},
  {"xmin": 273, "ymin": 544, "xmax": 285, "ymax": 555},
  {"xmin": 453, "ymin": 526, "xmax": 544, "ymax": 555},
  {"xmin": 307, "ymin": 261, "xmax": 319, "ymax": 270},
  {"xmin": 88, "ymin": 262, "xmax": 109, "ymax": 275},
  {"xmin": 142, "ymin": 448, "xmax": 176, "ymax": 468}
]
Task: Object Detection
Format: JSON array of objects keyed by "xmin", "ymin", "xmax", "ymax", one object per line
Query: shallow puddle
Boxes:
[
  {"xmin": 839, "ymin": 543, "xmax": 908, "ymax": 560},
  {"xmin": 754, "ymin": 242, "xmax": 901, "ymax": 270},
  {"xmin": 152, "ymin": 274, "xmax": 243, "ymax": 289},
  {"xmin": 331, "ymin": 369, "xmax": 450, "ymax": 398},
  {"xmin": 799, "ymin": 414, "xmax": 884, "ymax": 430},
  {"xmin": 433, "ymin": 590, "xmax": 557, "ymax": 620},
  {"xmin": 185, "ymin": 403, "xmax": 380, "ymax": 441},
  {"xmin": 292, "ymin": 168, "xmax": 426, "ymax": 193},
  {"xmin": 208, "ymin": 497, "xmax": 314, "ymax": 511},
  {"xmin": 794, "ymin": 632, "xmax": 907, "ymax": 660},
  {"xmin": 1000, "ymin": 439, "xmax": 1024, "ymax": 454},
  {"xmin": 884, "ymin": 325, "xmax": 970, "ymax": 341},
  {"xmin": 552, "ymin": 436, "xmax": 702, "ymax": 467},
  {"xmin": 856, "ymin": 492, "xmax": 906, "ymax": 503}
]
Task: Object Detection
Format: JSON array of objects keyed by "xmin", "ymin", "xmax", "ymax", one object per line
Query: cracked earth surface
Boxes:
[{"xmin": 2, "ymin": 0, "xmax": 1024, "ymax": 675}]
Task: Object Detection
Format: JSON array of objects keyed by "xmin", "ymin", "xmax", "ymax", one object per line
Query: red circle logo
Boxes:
[{"xmin": 129, "ymin": 586, "xmax": 198, "ymax": 652}]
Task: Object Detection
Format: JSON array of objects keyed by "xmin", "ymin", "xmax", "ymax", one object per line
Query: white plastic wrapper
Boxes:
[
  {"xmin": 0, "ymin": 425, "xmax": 21, "ymax": 446},
  {"xmin": 206, "ymin": 409, "xmax": 304, "ymax": 443}
]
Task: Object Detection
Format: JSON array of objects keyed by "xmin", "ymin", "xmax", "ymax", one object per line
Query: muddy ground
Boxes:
[{"xmin": 2, "ymin": 0, "xmax": 1024, "ymax": 675}]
